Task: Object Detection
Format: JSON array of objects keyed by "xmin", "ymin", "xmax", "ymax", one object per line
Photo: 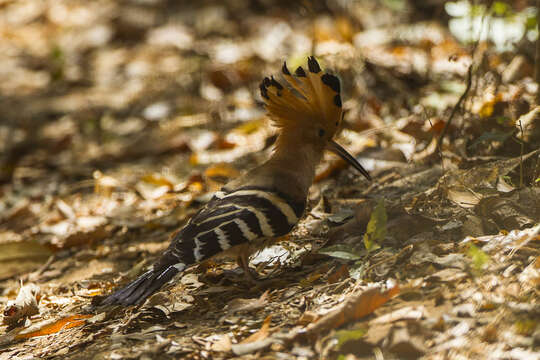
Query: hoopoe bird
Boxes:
[{"xmin": 102, "ymin": 57, "xmax": 371, "ymax": 306}]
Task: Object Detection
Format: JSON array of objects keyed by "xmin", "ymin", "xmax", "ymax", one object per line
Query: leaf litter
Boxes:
[{"xmin": 0, "ymin": 0, "xmax": 539, "ymax": 359}]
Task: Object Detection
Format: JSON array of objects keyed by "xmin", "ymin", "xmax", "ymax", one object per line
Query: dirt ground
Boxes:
[{"xmin": 0, "ymin": 1, "xmax": 539, "ymax": 359}]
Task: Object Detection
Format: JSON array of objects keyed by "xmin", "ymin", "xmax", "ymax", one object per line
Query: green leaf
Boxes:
[
  {"xmin": 525, "ymin": 14, "xmax": 537, "ymax": 31},
  {"xmin": 334, "ymin": 328, "xmax": 368, "ymax": 349},
  {"xmin": 363, "ymin": 199, "xmax": 387, "ymax": 251},
  {"xmin": 467, "ymin": 243, "xmax": 490, "ymax": 271},
  {"xmin": 318, "ymin": 244, "xmax": 362, "ymax": 261},
  {"xmin": 492, "ymin": 1, "xmax": 508, "ymax": 16},
  {"xmin": 327, "ymin": 210, "xmax": 354, "ymax": 224}
]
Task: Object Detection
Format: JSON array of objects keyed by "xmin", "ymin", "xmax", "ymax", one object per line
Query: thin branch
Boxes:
[
  {"xmin": 437, "ymin": 64, "xmax": 473, "ymax": 152},
  {"xmin": 518, "ymin": 120, "xmax": 524, "ymax": 188}
]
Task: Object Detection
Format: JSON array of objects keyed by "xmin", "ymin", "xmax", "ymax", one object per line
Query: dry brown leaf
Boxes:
[
  {"xmin": 446, "ymin": 186, "xmax": 482, "ymax": 208},
  {"xmin": 211, "ymin": 334, "xmax": 232, "ymax": 352},
  {"xmin": 227, "ymin": 290, "xmax": 269, "ymax": 314},
  {"xmin": 297, "ymin": 311, "xmax": 321, "ymax": 326},
  {"xmin": 370, "ymin": 306, "xmax": 425, "ymax": 324},
  {"xmin": 327, "ymin": 264, "xmax": 350, "ymax": 284},
  {"xmin": 240, "ymin": 315, "xmax": 272, "ymax": 344},
  {"xmin": 298, "ymin": 285, "xmax": 400, "ymax": 339}
]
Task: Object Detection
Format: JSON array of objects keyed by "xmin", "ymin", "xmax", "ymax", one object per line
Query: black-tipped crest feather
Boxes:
[
  {"xmin": 270, "ymin": 76, "xmax": 283, "ymax": 90},
  {"xmin": 321, "ymin": 74, "xmax": 340, "ymax": 93},
  {"xmin": 282, "ymin": 62, "xmax": 290, "ymax": 75},
  {"xmin": 260, "ymin": 57, "xmax": 343, "ymax": 130},
  {"xmin": 308, "ymin": 56, "xmax": 321, "ymax": 73},
  {"xmin": 334, "ymin": 94, "xmax": 342, "ymax": 107},
  {"xmin": 260, "ymin": 83, "xmax": 269, "ymax": 99}
]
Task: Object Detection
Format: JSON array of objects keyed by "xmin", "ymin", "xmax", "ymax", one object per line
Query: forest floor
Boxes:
[{"xmin": 0, "ymin": 1, "xmax": 539, "ymax": 359}]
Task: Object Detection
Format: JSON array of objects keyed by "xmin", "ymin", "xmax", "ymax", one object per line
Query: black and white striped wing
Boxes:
[
  {"xmin": 101, "ymin": 187, "xmax": 306, "ymax": 306},
  {"xmin": 171, "ymin": 186, "xmax": 306, "ymax": 263}
]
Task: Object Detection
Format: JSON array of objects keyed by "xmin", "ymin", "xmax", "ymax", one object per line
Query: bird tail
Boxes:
[{"xmin": 100, "ymin": 253, "xmax": 186, "ymax": 306}]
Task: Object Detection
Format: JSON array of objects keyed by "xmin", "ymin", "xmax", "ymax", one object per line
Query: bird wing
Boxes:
[
  {"xmin": 177, "ymin": 186, "xmax": 305, "ymax": 262},
  {"xmin": 100, "ymin": 186, "xmax": 305, "ymax": 306}
]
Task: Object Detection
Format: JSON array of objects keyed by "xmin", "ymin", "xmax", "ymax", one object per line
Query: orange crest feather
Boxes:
[{"xmin": 260, "ymin": 57, "xmax": 342, "ymax": 130}]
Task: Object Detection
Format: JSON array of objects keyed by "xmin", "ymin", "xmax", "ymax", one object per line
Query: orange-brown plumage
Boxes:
[{"xmin": 260, "ymin": 56, "xmax": 342, "ymax": 142}]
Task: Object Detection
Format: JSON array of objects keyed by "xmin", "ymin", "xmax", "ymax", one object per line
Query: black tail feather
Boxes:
[{"xmin": 101, "ymin": 264, "xmax": 181, "ymax": 306}]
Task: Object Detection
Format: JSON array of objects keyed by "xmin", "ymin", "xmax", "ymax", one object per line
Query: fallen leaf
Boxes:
[
  {"xmin": 227, "ymin": 290, "xmax": 269, "ymax": 314},
  {"xmin": 204, "ymin": 163, "xmax": 240, "ymax": 180},
  {"xmin": 135, "ymin": 181, "xmax": 171, "ymax": 200},
  {"xmin": 211, "ymin": 334, "xmax": 232, "ymax": 352},
  {"xmin": 141, "ymin": 173, "xmax": 175, "ymax": 189},
  {"xmin": 446, "ymin": 186, "xmax": 482, "ymax": 208},
  {"xmin": 231, "ymin": 337, "xmax": 274, "ymax": 356},
  {"xmin": 429, "ymin": 268, "xmax": 468, "ymax": 282},
  {"xmin": 318, "ymin": 245, "xmax": 363, "ymax": 261},
  {"xmin": 370, "ymin": 306, "xmax": 425, "ymax": 324},
  {"xmin": 93, "ymin": 171, "xmax": 119, "ymax": 197},
  {"xmin": 514, "ymin": 319, "xmax": 537, "ymax": 336},
  {"xmin": 467, "ymin": 243, "xmax": 490, "ymax": 272},
  {"xmin": 3, "ymin": 283, "xmax": 41, "ymax": 327},
  {"xmin": 240, "ymin": 315, "xmax": 272, "ymax": 344},
  {"xmin": 297, "ymin": 285, "xmax": 400, "ymax": 339},
  {"xmin": 333, "ymin": 328, "xmax": 377, "ymax": 357},
  {"xmin": 363, "ymin": 199, "xmax": 386, "ymax": 251},
  {"xmin": 327, "ymin": 264, "xmax": 350, "ymax": 284},
  {"xmin": 297, "ymin": 311, "xmax": 320, "ymax": 326},
  {"xmin": 15, "ymin": 314, "xmax": 92, "ymax": 339},
  {"xmin": 334, "ymin": 327, "xmax": 368, "ymax": 349}
]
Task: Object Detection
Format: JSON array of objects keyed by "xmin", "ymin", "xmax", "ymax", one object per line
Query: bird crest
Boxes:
[{"xmin": 259, "ymin": 56, "xmax": 342, "ymax": 136}]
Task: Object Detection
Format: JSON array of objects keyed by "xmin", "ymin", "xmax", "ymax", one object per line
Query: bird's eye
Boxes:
[{"xmin": 318, "ymin": 129, "xmax": 325, "ymax": 137}]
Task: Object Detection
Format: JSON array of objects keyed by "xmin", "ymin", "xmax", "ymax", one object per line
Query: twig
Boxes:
[
  {"xmin": 518, "ymin": 120, "xmax": 524, "ymax": 188},
  {"xmin": 436, "ymin": 64, "xmax": 473, "ymax": 153}
]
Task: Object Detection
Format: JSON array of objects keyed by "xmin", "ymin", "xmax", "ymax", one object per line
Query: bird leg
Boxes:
[{"xmin": 235, "ymin": 243, "xmax": 260, "ymax": 283}]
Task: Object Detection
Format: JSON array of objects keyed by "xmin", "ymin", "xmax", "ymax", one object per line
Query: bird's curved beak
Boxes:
[{"xmin": 327, "ymin": 140, "xmax": 371, "ymax": 181}]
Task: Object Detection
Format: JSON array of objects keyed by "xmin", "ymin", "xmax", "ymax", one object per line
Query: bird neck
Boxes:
[
  {"xmin": 266, "ymin": 132, "xmax": 324, "ymax": 194},
  {"xmin": 223, "ymin": 131, "xmax": 324, "ymax": 201}
]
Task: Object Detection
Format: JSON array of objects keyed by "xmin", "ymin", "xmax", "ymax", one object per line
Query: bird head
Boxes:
[{"xmin": 260, "ymin": 56, "xmax": 371, "ymax": 181}]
